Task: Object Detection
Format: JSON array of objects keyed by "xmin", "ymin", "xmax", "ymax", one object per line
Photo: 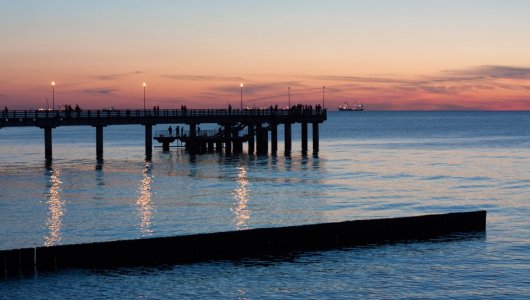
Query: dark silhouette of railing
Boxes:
[
  {"xmin": 155, "ymin": 128, "xmax": 249, "ymax": 139},
  {"xmin": 1, "ymin": 108, "xmax": 326, "ymax": 123}
]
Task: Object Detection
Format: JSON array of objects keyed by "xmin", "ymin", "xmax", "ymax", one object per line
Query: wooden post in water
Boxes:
[
  {"xmin": 44, "ymin": 127, "xmax": 53, "ymax": 161},
  {"xmin": 271, "ymin": 123, "xmax": 278, "ymax": 154},
  {"xmin": 284, "ymin": 123, "xmax": 292, "ymax": 155},
  {"xmin": 189, "ymin": 123, "xmax": 197, "ymax": 153},
  {"xmin": 312, "ymin": 122, "xmax": 319, "ymax": 154},
  {"xmin": 144, "ymin": 124, "xmax": 152, "ymax": 159},
  {"xmin": 224, "ymin": 125, "xmax": 232, "ymax": 154},
  {"xmin": 95, "ymin": 125, "xmax": 104, "ymax": 160},
  {"xmin": 247, "ymin": 124, "xmax": 255, "ymax": 154},
  {"xmin": 256, "ymin": 125, "xmax": 268, "ymax": 155},
  {"xmin": 233, "ymin": 128, "xmax": 243, "ymax": 153},
  {"xmin": 301, "ymin": 122, "xmax": 308, "ymax": 153}
]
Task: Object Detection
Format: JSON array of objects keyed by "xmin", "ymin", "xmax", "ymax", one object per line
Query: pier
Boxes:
[{"xmin": 0, "ymin": 108, "xmax": 327, "ymax": 160}]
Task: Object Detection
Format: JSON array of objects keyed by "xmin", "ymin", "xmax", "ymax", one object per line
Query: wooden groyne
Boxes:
[{"xmin": 1, "ymin": 211, "xmax": 486, "ymax": 274}]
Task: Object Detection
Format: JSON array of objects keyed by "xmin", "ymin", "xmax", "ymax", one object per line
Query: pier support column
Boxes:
[
  {"xmin": 95, "ymin": 125, "xmax": 104, "ymax": 160},
  {"xmin": 216, "ymin": 141, "xmax": 223, "ymax": 153},
  {"xmin": 247, "ymin": 124, "xmax": 255, "ymax": 154},
  {"xmin": 256, "ymin": 125, "xmax": 268, "ymax": 155},
  {"xmin": 284, "ymin": 123, "xmax": 292, "ymax": 155},
  {"xmin": 312, "ymin": 122, "xmax": 319, "ymax": 154},
  {"xmin": 188, "ymin": 123, "xmax": 197, "ymax": 153},
  {"xmin": 271, "ymin": 123, "xmax": 278, "ymax": 154},
  {"xmin": 233, "ymin": 128, "xmax": 243, "ymax": 153},
  {"xmin": 190, "ymin": 123, "xmax": 197, "ymax": 137},
  {"xmin": 225, "ymin": 126, "xmax": 232, "ymax": 154},
  {"xmin": 44, "ymin": 127, "xmax": 53, "ymax": 161},
  {"xmin": 162, "ymin": 141, "xmax": 171, "ymax": 152},
  {"xmin": 301, "ymin": 122, "xmax": 308, "ymax": 153},
  {"xmin": 145, "ymin": 124, "xmax": 152, "ymax": 159}
]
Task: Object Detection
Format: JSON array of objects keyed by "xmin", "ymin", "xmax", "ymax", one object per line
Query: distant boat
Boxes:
[{"xmin": 338, "ymin": 102, "xmax": 364, "ymax": 111}]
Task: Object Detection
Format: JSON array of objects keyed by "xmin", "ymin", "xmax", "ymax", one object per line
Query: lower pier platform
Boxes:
[{"xmin": 0, "ymin": 211, "xmax": 486, "ymax": 273}]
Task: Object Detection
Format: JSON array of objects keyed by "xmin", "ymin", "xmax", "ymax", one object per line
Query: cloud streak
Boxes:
[
  {"xmin": 447, "ymin": 65, "xmax": 530, "ymax": 79},
  {"xmin": 302, "ymin": 74, "xmax": 411, "ymax": 85},
  {"xmin": 161, "ymin": 74, "xmax": 245, "ymax": 82},
  {"xmin": 79, "ymin": 87, "xmax": 119, "ymax": 96},
  {"xmin": 94, "ymin": 71, "xmax": 142, "ymax": 81},
  {"xmin": 300, "ymin": 65, "xmax": 530, "ymax": 98}
]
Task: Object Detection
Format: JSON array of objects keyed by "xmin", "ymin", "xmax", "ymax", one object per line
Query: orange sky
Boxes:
[{"xmin": 1, "ymin": 1, "xmax": 530, "ymax": 110}]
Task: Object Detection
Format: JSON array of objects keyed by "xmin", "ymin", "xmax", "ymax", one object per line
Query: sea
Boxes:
[{"xmin": 1, "ymin": 111, "xmax": 529, "ymax": 299}]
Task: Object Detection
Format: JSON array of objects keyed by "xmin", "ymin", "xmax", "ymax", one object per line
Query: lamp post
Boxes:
[
  {"xmin": 288, "ymin": 86, "xmax": 291, "ymax": 108},
  {"xmin": 143, "ymin": 82, "xmax": 146, "ymax": 110},
  {"xmin": 322, "ymin": 85, "xmax": 325, "ymax": 108},
  {"xmin": 51, "ymin": 81, "xmax": 55, "ymax": 110},
  {"xmin": 240, "ymin": 83, "xmax": 243, "ymax": 110}
]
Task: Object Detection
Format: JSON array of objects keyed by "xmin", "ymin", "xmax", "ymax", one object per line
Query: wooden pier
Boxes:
[{"xmin": 0, "ymin": 108, "xmax": 327, "ymax": 160}]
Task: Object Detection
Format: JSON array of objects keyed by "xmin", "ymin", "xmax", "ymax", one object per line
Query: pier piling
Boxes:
[
  {"xmin": 284, "ymin": 123, "xmax": 292, "ymax": 154},
  {"xmin": 301, "ymin": 122, "xmax": 308, "ymax": 153},
  {"xmin": 95, "ymin": 125, "xmax": 104, "ymax": 160},
  {"xmin": 256, "ymin": 125, "xmax": 268, "ymax": 155},
  {"xmin": 271, "ymin": 123, "xmax": 278, "ymax": 154},
  {"xmin": 312, "ymin": 122, "xmax": 319, "ymax": 154},
  {"xmin": 144, "ymin": 124, "xmax": 152, "ymax": 159},
  {"xmin": 44, "ymin": 127, "xmax": 53, "ymax": 161},
  {"xmin": 247, "ymin": 124, "xmax": 255, "ymax": 154}
]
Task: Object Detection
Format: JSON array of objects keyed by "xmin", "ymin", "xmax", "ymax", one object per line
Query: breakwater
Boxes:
[{"xmin": 1, "ymin": 210, "xmax": 486, "ymax": 274}]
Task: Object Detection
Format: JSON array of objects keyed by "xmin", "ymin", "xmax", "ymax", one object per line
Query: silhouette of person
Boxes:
[{"xmin": 168, "ymin": 126, "xmax": 173, "ymax": 137}]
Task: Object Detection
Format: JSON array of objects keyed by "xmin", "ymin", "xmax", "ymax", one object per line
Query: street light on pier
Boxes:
[
  {"xmin": 51, "ymin": 81, "xmax": 55, "ymax": 110},
  {"xmin": 143, "ymin": 82, "xmax": 147, "ymax": 110},
  {"xmin": 322, "ymin": 85, "xmax": 325, "ymax": 108},
  {"xmin": 288, "ymin": 86, "xmax": 291, "ymax": 108},
  {"xmin": 240, "ymin": 83, "xmax": 244, "ymax": 110}
]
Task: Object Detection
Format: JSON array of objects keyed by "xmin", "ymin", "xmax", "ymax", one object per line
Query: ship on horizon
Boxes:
[{"xmin": 338, "ymin": 101, "xmax": 364, "ymax": 111}]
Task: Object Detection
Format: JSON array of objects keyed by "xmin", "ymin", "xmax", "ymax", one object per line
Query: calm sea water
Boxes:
[{"xmin": 1, "ymin": 111, "xmax": 529, "ymax": 299}]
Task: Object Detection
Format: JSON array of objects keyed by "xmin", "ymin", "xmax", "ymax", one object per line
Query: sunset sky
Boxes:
[{"xmin": 1, "ymin": 0, "xmax": 530, "ymax": 110}]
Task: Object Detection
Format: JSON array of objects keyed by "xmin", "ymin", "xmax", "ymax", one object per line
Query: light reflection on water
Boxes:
[
  {"xmin": 43, "ymin": 168, "xmax": 64, "ymax": 246},
  {"xmin": 232, "ymin": 164, "xmax": 250, "ymax": 230},
  {"xmin": 136, "ymin": 162, "xmax": 154, "ymax": 236}
]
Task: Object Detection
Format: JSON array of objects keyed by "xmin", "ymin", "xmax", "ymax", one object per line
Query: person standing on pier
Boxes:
[
  {"xmin": 168, "ymin": 126, "xmax": 173, "ymax": 137},
  {"xmin": 3, "ymin": 106, "xmax": 7, "ymax": 117}
]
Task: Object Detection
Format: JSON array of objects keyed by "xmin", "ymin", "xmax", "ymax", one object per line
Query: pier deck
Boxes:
[{"xmin": 1, "ymin": 108, "xmax": 327, "ymax": 159}]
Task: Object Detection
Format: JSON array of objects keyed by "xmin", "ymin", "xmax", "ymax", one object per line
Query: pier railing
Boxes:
[
  {"xmin": 155, "ymin": 129, "xmax": 249, "ymax": 138},
  {"xmin": 2, "ymin": 108, "xmax": 326, "ymax": 121}
]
